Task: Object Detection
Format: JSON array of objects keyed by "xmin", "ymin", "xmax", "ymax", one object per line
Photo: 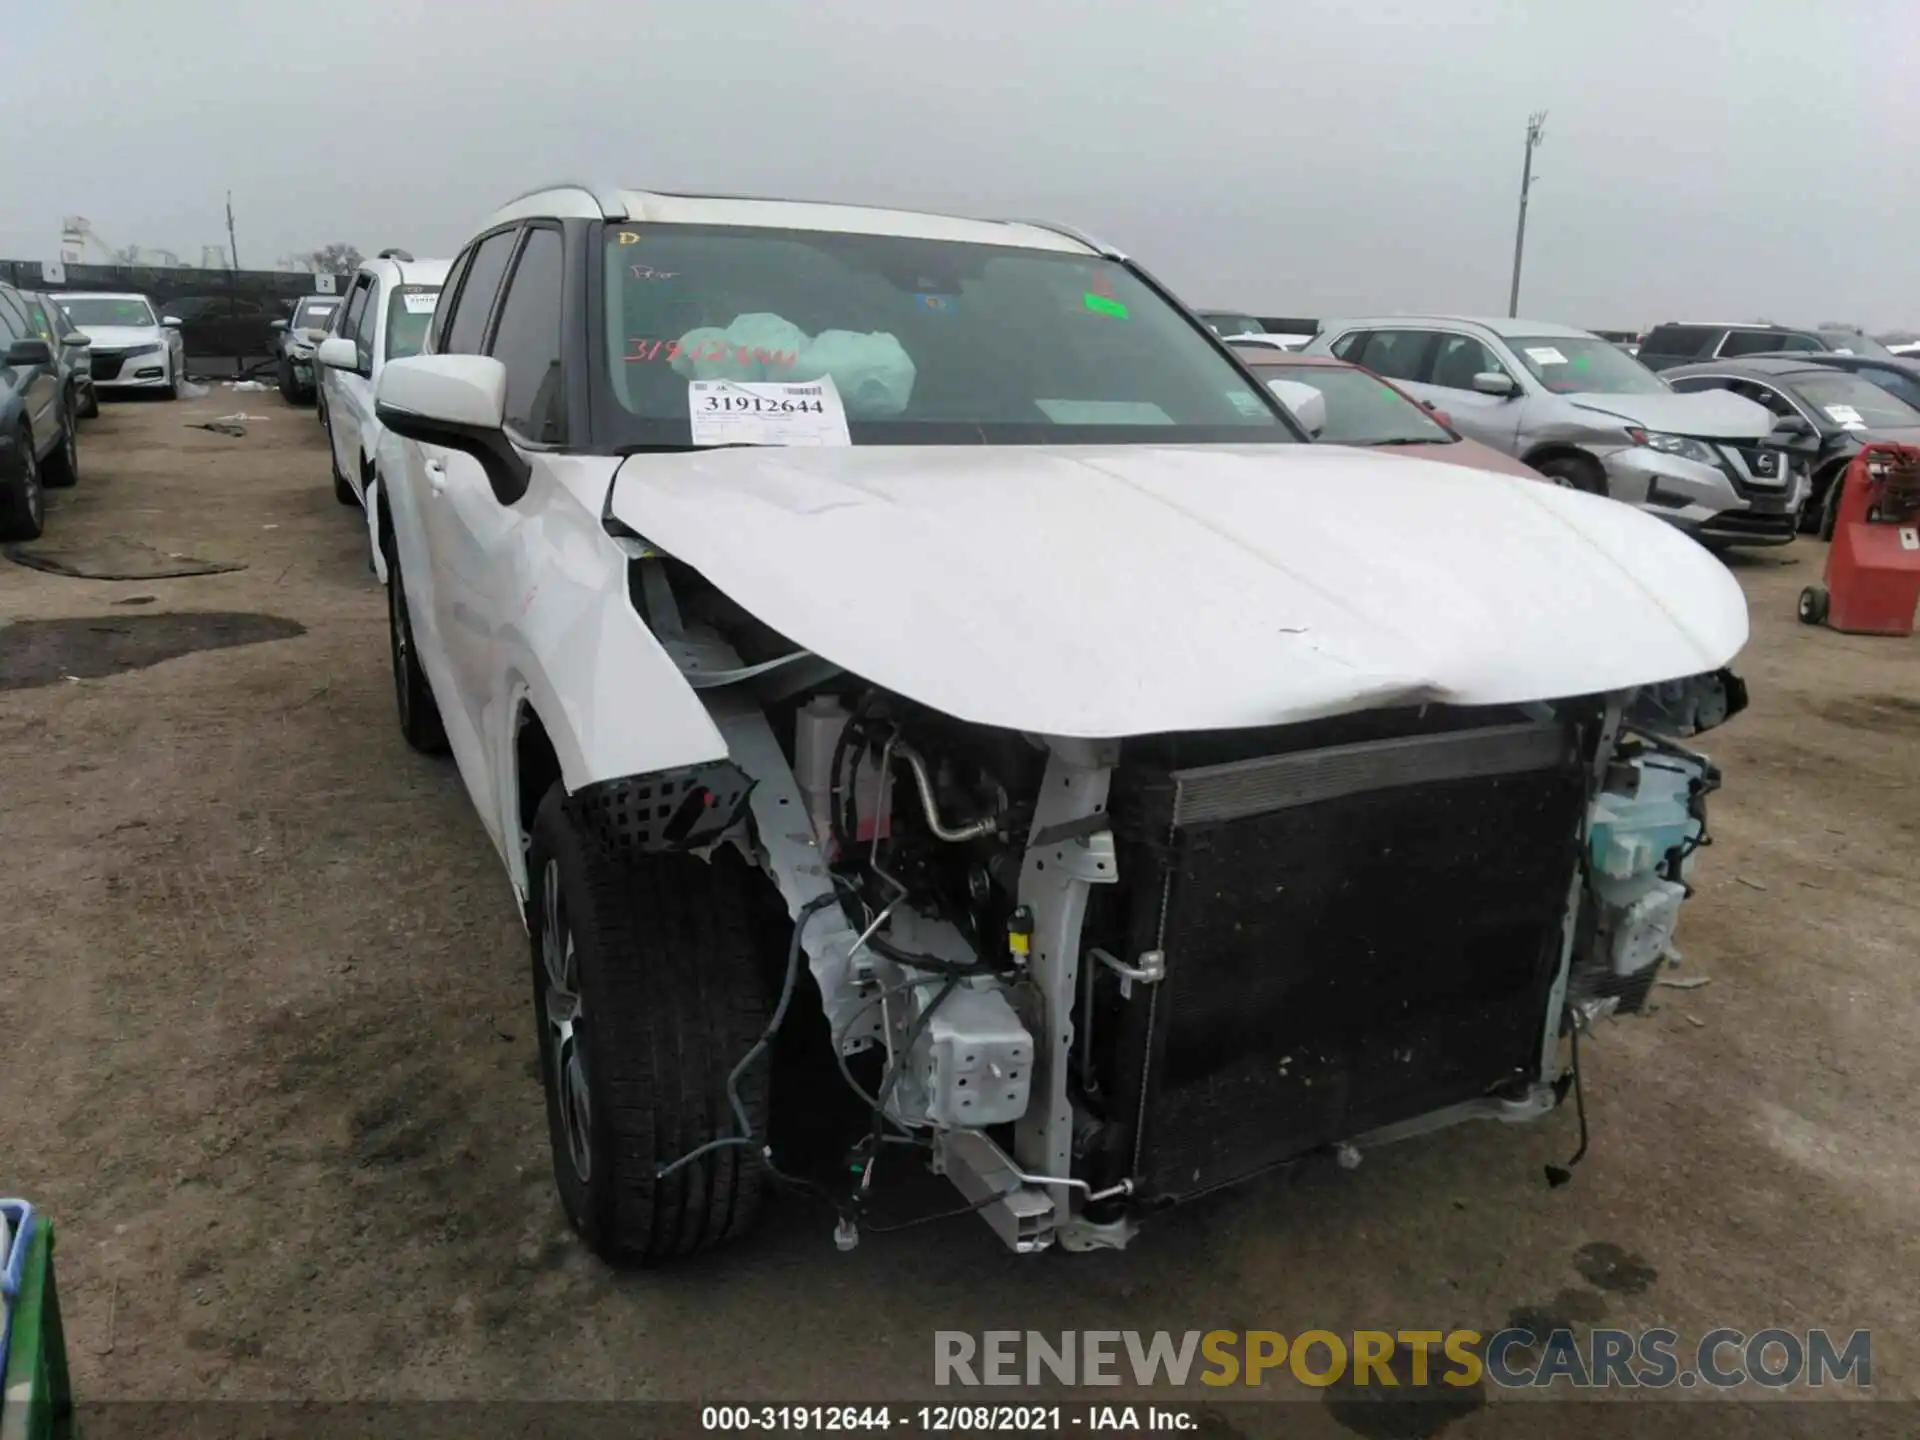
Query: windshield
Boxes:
[
  {"xmin": 1793, "ymin": 372, "xmax": 1920, "ymax": 429},
  {"xmin": 56, "ymin": 296, "xmax": 156, "ymax": 328},
  {"xmin": 1251, "ymin": 362, "xmax": 1453, "ymax": 445},
  {"xmin": 1817, "ymin": 330, "xmax": 1897, "ymax": 360},
  {"xmin": 385, "ymin": 285, "xmax": 440, "ymax": 360},
  {"xmin": 1201, "ymin": 313, "xmax": 1265, "ymax": 336},
  {"xmin": 292, "ymin": 297, "xmax": 341, "ymax": 331},
  {"xmin": 1506, "ymin": 335, "xmax": 1668, "ymax": 395},
  {"xmin": 599, "ymin": 225, "xmax": 1293, "ymax": 448}
]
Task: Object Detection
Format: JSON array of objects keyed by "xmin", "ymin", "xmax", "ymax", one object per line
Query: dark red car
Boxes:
[{"xmin": 1235, "ymin": 349, "xmax": 1545, "ymax": 480}]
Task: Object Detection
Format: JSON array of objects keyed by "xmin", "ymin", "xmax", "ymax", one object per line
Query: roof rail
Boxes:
[
  {"xmin": 376, "ymin": 248, "xmax": 415, "ymax": 262},
  {"xmin": 494, "ymin": 181, "xmax": 629, "ymax": 220},
  {"xmin": 1001, "ymin": 218, "xmax": 1127, "ymax": 260}
]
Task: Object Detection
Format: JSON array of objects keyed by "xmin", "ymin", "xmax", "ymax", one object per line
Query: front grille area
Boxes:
[
  {"xmin": 1700, "ymin": 509, "xmax": 1798, "ymax": 541},
  {"xmin": 91, "ymin": 350, "xmax": 126, "ymax": 381},
  {"xmin": 1089, "ymin": 718, "xmax": 1586, "ymax": 1203},
  {"xmin": 1715, "ymin": 442, "xmax": 1791, "ymax": 497}
]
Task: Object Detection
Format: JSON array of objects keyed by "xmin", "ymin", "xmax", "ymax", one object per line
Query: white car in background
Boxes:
[
  {"xmin": 316, "ymin": 248, "xmax": 448, "ymax": 578},
  {"xmin": 364, "ymin": 183, "xmax": 1749, "ymax": 1267},
  {"xmin": 51, "ymin": 293, "xmax": 185, "ymax": 399}
]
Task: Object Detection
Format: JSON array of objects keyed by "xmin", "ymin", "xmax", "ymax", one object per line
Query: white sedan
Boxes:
[
  {"xmin": 52, "ymin": 293, "xmax": 185, "ymax": 398},
  {"xmin": 367, "ymin": 184, "xmax": 1750, "ymax": 1267}
]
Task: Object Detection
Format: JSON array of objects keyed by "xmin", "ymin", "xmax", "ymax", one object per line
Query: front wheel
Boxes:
[
  {"xmin": 1797, "ymin": 586, "xmax": 1829, "ymax": 627},
  {"xmin": 525, "ymin": 787, "xmax": 774, "ymax": 1265},
  {"xmin": 0, "ymin": 432, "xmax": 45, "ymax": 541},
  {"xmin": 1534, "ymin": 453, "xmax": 1608, "ymax": 495},
  {"xmin": 385, "ymin": 546, "xmax": 448, "ymax": 754},
  {"xmin": 41, "ymin": 398, "xmax": 79, "ymax": 489}
]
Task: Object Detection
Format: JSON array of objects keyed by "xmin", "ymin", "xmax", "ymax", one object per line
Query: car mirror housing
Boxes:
[
  {"xmin": 316, "ymin": 337, "xmax": 362, "ymax": 373},
  {"xmin": 161, "ymin": 316, "xmax": 182, "ymax": 327},
  {"xmin": 61, "ymin": 333, "xmax": 91, "ymax": 348},
  {"xmin": 1472, "ymin": 371, "xmax": 1518, "ymax": 397},
  {"xmin": 6, "ymin": 338, "xmax": 55, "ymax": 367},
  {"xmin": 270, "ymin": 319, "xmax": 289, "ymax": 332},
  {"xmin": 1771, "ymin": 414, "xmax": 1815, "ymax": 439},
  {"xmin": 1266, "ymin": 379, "xmax": 1328, "ymax": 438},
  {"xmin": 375, "ymin": 354, "xmax": 529, "ymax": 504}
]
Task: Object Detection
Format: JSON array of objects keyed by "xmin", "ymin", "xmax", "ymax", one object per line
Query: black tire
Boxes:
[
  {"xmin": 1797, "ymin": 586, "xmax": 1829, "ymax": 626},
  {"xmin": 278, "ymin": 357, "xmax": 298, "ymax": 404},
  {"xmin": 385, "ymin": 545, "xmax": 448, "ymax": 754},
  {"xmin": 0, "ymin": 428, "xmax": 45, "ymax": 541},
  {"xmin": 1534, "ymin": 453, "xmax": 1608, "ymax": 496},
  {"xmin": 41, "ymin": 398, "xmax": 79, "ymax": 489},
  {"xmin": 1803, "ymin": 462, "xmax": 1845, "ymax": 537},
  {"xmin": 525, "ymin": 786, "xmax": 772, "ymax": 1265},
  {"xmin": 164, "ymin": 355, "xmax": 180, "ymax": 401},
  {"xmin": 1817, "ymin": 474, "xmax": 1843, "ymax": 543},
  {"xmin": 79, "ymin": 385, "xmax": 99, "ymax": 420}
]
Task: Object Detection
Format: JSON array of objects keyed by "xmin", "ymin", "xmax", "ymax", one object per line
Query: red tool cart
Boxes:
[{"xmin": 1797, "ymin": 443, "xmax": 1920, "ymax": 636}]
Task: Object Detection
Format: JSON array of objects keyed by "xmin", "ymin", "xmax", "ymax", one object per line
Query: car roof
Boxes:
[
  {"xmin": 1232, "ymin": 349, "xmax": 1347, "ymax": 368},
  {"xmin": 355, "ymin": 255, "xmax": 452, "ymax": 287},
  {"xmin": 1317, "ymin": 315, "xmax": 1596, "ymax": 340},
  {"xmin": 1662, "ymin": 357, "xmax": 1838, "ymax": 380},
  {"xmin": 1739, "ymin": 351, "xmax": 1920, "ymax": 373},
  {"xmin": 481, "ymin": 184, "xmax": 1102, "ymax": 256}
]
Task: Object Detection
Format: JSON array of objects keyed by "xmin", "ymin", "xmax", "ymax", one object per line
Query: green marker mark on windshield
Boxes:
[
  {"xmin": 1572, "ymin": 354, "xmax": 1591, "ymax": 369},
  {"xmin": 1084, "ymin": 293, "xmax": 1129, "ymax": 319}
]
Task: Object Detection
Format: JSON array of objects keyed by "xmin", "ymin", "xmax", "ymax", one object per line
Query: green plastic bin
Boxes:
[{"xmin": 1, "ymin": 1209, "xmax": 74, "ymax": 1440}]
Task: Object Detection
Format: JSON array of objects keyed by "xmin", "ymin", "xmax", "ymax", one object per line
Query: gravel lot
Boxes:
[{"xmin": 2, "ymin": 393, "xmax": 1914, "ymax": 1431}]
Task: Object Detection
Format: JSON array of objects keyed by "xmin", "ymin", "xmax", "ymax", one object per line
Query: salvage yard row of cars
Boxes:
[{"xmin": 294, "ymin": 185, "xmax": 1757, "ymax": 1266}]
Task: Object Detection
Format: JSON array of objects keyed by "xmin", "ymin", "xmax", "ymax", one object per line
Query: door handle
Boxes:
[{"xmin": 425, "ymin": 458, "xmax": 447, "ymax": 494}]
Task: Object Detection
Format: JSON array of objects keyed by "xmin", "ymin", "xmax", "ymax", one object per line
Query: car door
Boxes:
[
  {"xmin": 430, "ymin": 224, "xmax": 566, "ymax": 805},
  {"xmin": 327, "ymin": 276, "xmax": 373, "ymax": 487},
  {"xmin": 394, "ymin": 226, "xmax": 521, "ymax": 806},
  {"xmin": 1400, "ymin": 330, "xmax": 1525, "ymax": 452},
  {"xmin": 0, "ymin": 289, "xmax": 58, "ymax": 450}
]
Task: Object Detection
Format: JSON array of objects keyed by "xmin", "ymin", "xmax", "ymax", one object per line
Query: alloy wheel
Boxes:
[
  {"xmin": 23, "ymin": 447, "xmax": 42, "ymax": 528},
  {"xmin": 541, "ymin": 859, "xmax": 592, "ymax": 1183}
]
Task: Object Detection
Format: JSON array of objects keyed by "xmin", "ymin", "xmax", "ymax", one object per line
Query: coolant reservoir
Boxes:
[
  {"xmin": 1588, "ymin": 761, "xmax": 1699, "ymax": 881},
  {"xmin": 792, "ymin": 697, "xmax": 891, "ymax": 856}
]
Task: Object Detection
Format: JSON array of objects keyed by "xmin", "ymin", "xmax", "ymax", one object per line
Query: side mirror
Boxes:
[
  {"xmin": 1472, "ymin": 371, "xmax": 1517, "ymax": 397},
  {"xmin": 1771, "ymin": 414, "xmax": 1815, "ymax": 439},
  {"xmin": 6, "ymin": 338, "xmax": 55, "ymax": 367},
  {"xmin": 1267, "ymin": 378, "xmax": 1327, "ymax": 438},
  {"xmin": 161, "ymin": 316, "xmax": 182, "ymax": 327},
  {"xmin": 270, "ymin": 319, "xmax": 289, "ymax": 332},
  {"xmin": 317, "ymin": 336, "xmax": 363, "ymax": 373},
  {"xmin": 375, "ymin": 355, "xmax": 528, "ymax": 502},
  {"xmin": 61, "ymin": 333, "xmax": 91, "ymax": 348}
]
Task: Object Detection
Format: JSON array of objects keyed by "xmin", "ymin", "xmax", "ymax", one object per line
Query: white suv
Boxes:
[
  {"xmin": 370, "ymin": 184, "xmax": 1748, "ymax": 1266},
  {"xmin": 315, "ymin": 248, "xmax": 448, "ymax": 577}
]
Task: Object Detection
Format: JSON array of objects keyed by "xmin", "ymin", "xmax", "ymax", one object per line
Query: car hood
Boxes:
[
  {"xmin": 76, "ymin": 325, "xmax": 166, "ymax": 347},
  {"xmin": 1563, "ymin": 390, "xmax": 1776, "ymax": 440},
  {"xmin": 607, "ymin": 445, "xmax": 1749, "ymax": 737}
]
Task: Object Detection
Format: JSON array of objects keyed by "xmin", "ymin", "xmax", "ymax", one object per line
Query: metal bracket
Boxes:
[{"xmin": 936, "ymin": 1130, "xmax": 1056, "ymax": 1254}]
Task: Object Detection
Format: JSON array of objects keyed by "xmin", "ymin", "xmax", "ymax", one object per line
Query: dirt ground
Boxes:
[{"xmin": 2, "ymin": 392, "xmax": 1915, "ymax": 1430}]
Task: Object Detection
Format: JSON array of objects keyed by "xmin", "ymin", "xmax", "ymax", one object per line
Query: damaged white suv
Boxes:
[{"xmin": 371, "ymin": 184, "xmax": 1750, "ymax": 1265}]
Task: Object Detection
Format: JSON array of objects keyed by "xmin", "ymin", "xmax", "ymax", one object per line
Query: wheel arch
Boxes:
[{"xmin": 1519, "ymin": 441, "xmax": 1605, "ymax": 474}]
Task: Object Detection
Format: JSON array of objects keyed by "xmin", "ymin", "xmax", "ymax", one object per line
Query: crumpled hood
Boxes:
[
  {"xmin": 75, "ymin": 324, "xmax": 166, "ymax": 349},
  {"xmin": 1565, "ymin": 389, "xmax": 1776, "ymax": 440},
  {"xmin": 608, "ymin": 444, "xmax": 1749, "ymax": 737}
]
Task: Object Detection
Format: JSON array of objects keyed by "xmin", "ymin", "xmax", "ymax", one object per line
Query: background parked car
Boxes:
[
  {"xmin": 0, "ymin": 280, "xmax": 83, "ymax": 539},
  {"xmin": 1663, "ymin": 357, "xmax": 1920, "ymax": 539},
  {"xmin": 51, "ymin": 293, "xmax": 185, "ymax": 399},
  {"xmin": 316, "ymin": 251, "xmax": 448, "ymax": 569},
  {"xmin": 1635, "ymin": 321, "xmax": 1828, "ymax": 372},
  {"xmin": 1306, "ymin": 315, "xmax": 1801, "ymax": 546},
  {"xmin": 1232, "ymin": 347, "xmax": 1545, "ymax": 480},
  {"xmin": 21, "ymin": 290, "xmax": 95, "ymax": 420},
  {"xmin": 1810, "ymin": 328, "xmax": 1901, "ymax": 360},
  {"xmin": 272, "ymin": 294, "xmax": 345, "ymax": 403},
  {"xmin": 1744, "ymin": 349, "xmax": 1920, "ymax": 413}
]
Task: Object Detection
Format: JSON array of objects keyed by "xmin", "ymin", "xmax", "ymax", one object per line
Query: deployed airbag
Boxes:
[{"xmin": 673, "ymin": 314, "xmax": 917, "ymax": 416}]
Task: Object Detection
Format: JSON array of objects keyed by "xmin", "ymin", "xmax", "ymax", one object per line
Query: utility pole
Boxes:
[
  {"xmin": 1507, "ymin": 111, "xmax": 1547, "ymax": 318},
  {"xmin": 225, "ymin": 191, "xmax": 240, "ymax": 272}
]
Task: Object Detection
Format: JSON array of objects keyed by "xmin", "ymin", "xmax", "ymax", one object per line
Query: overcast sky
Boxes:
[{"xmin": 5, "ymin": 0, "xmax": 1916, "ymax": 330}]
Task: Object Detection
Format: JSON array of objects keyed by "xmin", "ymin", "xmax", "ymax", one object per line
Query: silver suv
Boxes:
[{"xmin": 1306, "ymin": 316, "xmax": 1806, "ymax": 547}]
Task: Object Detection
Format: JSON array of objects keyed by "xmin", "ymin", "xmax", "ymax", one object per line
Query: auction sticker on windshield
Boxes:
[
  {"xmin": 689, "ymin": 376, "xmax": 851, "ymax": 447},
  {"xmin": 401, "ymin": 291, "xmax": 439, "ymax": 314},
  {"xmin": 1825, "ymin": 404, "xmax": 1866, "ymax": 428},
  {"xmin": 1525, "ymin": 346, "xmax": 1568, "ymax": 365}
]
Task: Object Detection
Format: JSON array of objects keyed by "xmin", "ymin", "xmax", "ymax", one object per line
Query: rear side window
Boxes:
[
  {"xmin": 338, "ymin": 277, "xmax": 372, "ymax": 344},
  {"xmin": 442, "ymin": 230, "xmax": 519, "ymax": 355},
  {"xmin": 353, "ymin": 282, "xmax": 381, "ymax": 360},
  {"xmin": 1328, "ymin": 331, "xmax": 1365, "ymax": 361},
  {"xmin": 1720, "ymin": 330, "xmax": 1801, "ymax": 358},
  {"xmin": 488, "ymin": 227, "xmax": 567, "ymax": 443},
  {"xmin": 1643, "ymin": 325, "xmax": 1715, "ymax": 356},
  {"xmin": 1354, "ymin": 330, "xmax": 1435, "ymax": 382}
]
